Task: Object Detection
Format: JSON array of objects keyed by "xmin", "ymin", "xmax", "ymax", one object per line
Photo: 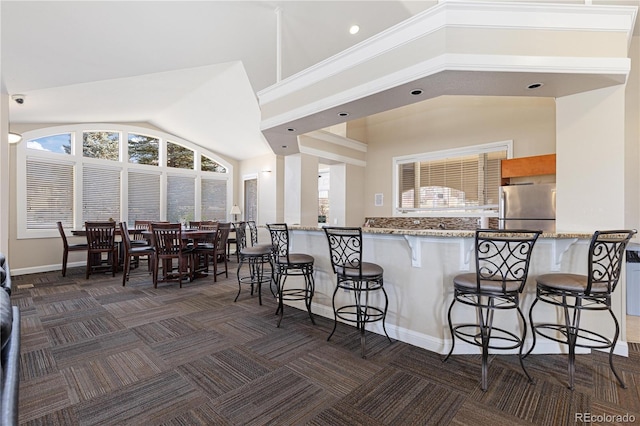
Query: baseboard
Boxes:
[{"xmin": 10, "ymin": 262, "xmax": 82, "ymax": 276}]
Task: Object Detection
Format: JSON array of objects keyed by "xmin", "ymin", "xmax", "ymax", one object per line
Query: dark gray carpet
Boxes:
[{"xmin": 10, "ymin": 261, "xmax": 640, "ymax": 425}]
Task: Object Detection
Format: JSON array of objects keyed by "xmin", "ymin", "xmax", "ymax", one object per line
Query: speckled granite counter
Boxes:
[{"xmin": 289, "ymin": 225, "xmax": 592, "ymax": 240}]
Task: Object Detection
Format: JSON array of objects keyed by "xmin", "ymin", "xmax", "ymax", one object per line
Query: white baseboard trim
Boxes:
[{"xmin": 11, "ymin": 261, "xmax": 82, "ymax": 276}]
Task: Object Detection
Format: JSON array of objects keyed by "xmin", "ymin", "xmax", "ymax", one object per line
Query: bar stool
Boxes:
[
  {"xmin": 444, "ymin": 229, "xmax": 541, "ymax": 391},
  {"xmin": 323, "ymin": 226, "xmax": 392, "ymax": 358},
  {"xmin": 526, "ymin": 229, "xmax": 636, "ymax": 390},
  {"xmin": 267, "ymin": 223, "xmax": 315, "ymax": 327},
  {"xmin": 235, "ymin": 222, "xmax": 273, "ymax": 305}
]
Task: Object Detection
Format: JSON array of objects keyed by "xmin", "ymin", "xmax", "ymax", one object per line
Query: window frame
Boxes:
[
  {"xmin": 17, "ymin": 124, "xmax": 232, "ymax": 239},
  {"xmin": 392, "ymin": 140, "xmax": 512, "ymax": 217}
]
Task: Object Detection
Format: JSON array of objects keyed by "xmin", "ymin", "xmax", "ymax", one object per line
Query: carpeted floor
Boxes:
[{"xmin": 10, "ymin": 259, "xmax": 640, "ymax": 425}]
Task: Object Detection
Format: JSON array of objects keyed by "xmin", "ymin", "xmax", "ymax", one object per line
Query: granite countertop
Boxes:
[{"xmin": 288, "ymin": 225, "xmax": 593, "ymax": 239}]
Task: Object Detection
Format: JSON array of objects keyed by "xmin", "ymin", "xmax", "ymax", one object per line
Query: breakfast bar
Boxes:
[{"xmin": 283, "ymin": 226, "xmax": 630, "ymax": 357}]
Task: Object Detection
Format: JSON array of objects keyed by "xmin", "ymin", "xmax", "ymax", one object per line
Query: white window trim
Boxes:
[
  {"xmin": 392, "ymin": 140, "xmax": 513, "ymax": 217},
  {"xmin": 17, "ymin": 123, "xmax": 233, "ymax": 239}
]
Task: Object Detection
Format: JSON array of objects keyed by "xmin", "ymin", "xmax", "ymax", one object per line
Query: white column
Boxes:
[
  {"xmin": 284, "ymin": 153, "xmax": 319, "ymax": 226},
  {"xmin": 556, "ymin": 86, "xmax": 627, "ymax": 232}
]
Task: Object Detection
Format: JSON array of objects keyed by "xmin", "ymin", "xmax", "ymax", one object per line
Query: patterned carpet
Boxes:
[{"xmin": 10, "ymin": 260, "xmax": 640, "ymax": 425}]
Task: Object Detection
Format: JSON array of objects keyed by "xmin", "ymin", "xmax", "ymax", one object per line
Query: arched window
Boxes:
[{"xmin": 17, "ymin": 124, "xmax": 232, "ymax": 238}]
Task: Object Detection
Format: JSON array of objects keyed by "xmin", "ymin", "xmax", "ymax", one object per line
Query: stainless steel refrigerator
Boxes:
[{"xmin": 498, "ymin": 183, "xmax": 556, "ymax": 232}]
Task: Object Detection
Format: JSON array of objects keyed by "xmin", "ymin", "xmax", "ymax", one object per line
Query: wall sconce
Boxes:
[{"xmin": 8, "ymin": 132, "xmax": 22, "ymax": 144}]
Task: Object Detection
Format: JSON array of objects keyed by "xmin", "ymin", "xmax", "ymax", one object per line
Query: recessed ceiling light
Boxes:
[
  {"xmin": 338, "ymin": 112, "xmax": 349, "ymax": 117},
  {"xmin": 410, "ymin": 89, "xmax": 423, "ymax": 96},
  {"xmin": 286, "ymin": 128, "xmax": 295, "ymax": 132},
  {"xmin": 282, "ymin": 145, "xmax": 288, "ymax": 149},
  {"xmin": 527, "ymin": 83, "xmax": 544, "ymax": 90},
  {"xmin": 349, "ymin": 25, "xmax": 360, "ymax": 35}
]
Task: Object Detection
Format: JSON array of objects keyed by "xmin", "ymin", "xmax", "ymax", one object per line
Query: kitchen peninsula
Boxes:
[{"xmin": 285, "ymin": 226, "xmax": 629, "ymax": 358}]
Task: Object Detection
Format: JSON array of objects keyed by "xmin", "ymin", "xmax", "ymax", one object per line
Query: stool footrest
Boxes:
[
  {"xmin": 452, "ymin": 324, "xmax": 523, "ymax": 351},
  {"xmin": 532, "ymin": 323, "xmax": 613, "ymax": 349},
  {"xmin": 335, "ymin": 305, "xmax": 385, "ymax": 325}
]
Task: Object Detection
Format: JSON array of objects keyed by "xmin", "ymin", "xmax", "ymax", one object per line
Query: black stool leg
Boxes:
[
  {"xmin": 478, "ymin": 297, "xmax": 494, "ymax": 392},
  {"xmin": 380, "ymin": 284, "xmax": 392, "ymax": 344},
  {"xmin": 524, "ymin": 297, "xmax": 540, "ymax": 358},
  {"xmin": 608, "ymin": 307, "xmax": 626, "ymax": 388},
  {"xmin": 304, "ymin": 267, "xmax": 316, "ymax": 325},
  {"xmin": 276, "ymin": 272, "xmax": 286, "ymax": 327},
  {"xmin": 443, "ymin": 296, "xmax": 457, "ymax": 362},
  {"xmin": 516, "ymin": 305, "xmax": 535, "ymax": 384},
  {"xmin": 327, "ymin": 284, "xmax": 340, "ymax": 341}
]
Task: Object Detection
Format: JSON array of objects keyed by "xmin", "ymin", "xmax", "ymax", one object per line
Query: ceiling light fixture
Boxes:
[
  {"xmin": 8, "ymin": 132, "xmax": 22, "ymax": 144},
  {"xmin": 527, "ymin": 83, "xmax": 544, "ymax": 90},
  {"xmin": 410, "ymin": 89, "xmax": 424, "ymax": 96},
  {"xmin": 349, "ymin": 25, "xmax": 360, "ymax": 35},
  {"xmin": 286, "ymin": 128, "xmax": 295, "ymax": 132},
  {"xmin": 338, "ymin": 112, "xmax": 349, "ymax": 117}
]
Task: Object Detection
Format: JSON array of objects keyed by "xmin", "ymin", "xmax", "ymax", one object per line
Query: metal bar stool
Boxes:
[
  {"xmin": 526, "ymin": 229, "xmax": 636, "ymax": 390},
  {"xmin": 267, "ymin": 223, "xmax": 315, "ymax": 327},
  {"xmin": 443, "ymin": 229, "xmax": 541, "ymax": 391},
  {"xmin": 323, "ymin": 226, "xmax": 392, "ymax": 358},
  {"xmin": 235, "ymin": 222, "xmax": 273, "ymax": 306}
]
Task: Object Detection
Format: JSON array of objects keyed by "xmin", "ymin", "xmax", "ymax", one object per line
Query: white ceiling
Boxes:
[{"xmin": 1, "ymin": 0, "xmax": 433, "ymax": 161}]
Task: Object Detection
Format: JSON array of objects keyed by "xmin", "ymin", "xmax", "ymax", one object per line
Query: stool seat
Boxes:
[
  {"xmin": 241, "ymin": 245, "xmax": 272, "ymax": 256},
  {"xmin": 274, "ymin": 253, "xmax": 313, "ymax": 266},
  {"xmin": 336, "ymin": 262, "xmax": 383, "ymax": 279},
  {"xmin": 453, "ymin": 272, "xmax": 521, "ymax": 293},
  {"xmin": 536, "ymin": 273, "xmax": 609, "ymax": 293}
]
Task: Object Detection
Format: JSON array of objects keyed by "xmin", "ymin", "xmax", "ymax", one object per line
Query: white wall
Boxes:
[{"xmin": 360, "ymin": 96, "xmax": 557, "ymax": 218}]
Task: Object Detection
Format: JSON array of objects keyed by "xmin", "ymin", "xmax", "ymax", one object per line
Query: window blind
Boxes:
[
  {"xmin": 26, "ymin": 159, "xmax": 74, "ymax": 229},
  {"xmin": 83, "ymin": 166, "xmax": 121, "ymax": 222},
  {"xmin": 201, "ymin": 178, "xmax": 227, "ymax": 221},
  {"xmin": 398, "ymin": 149, "xmax": 506, "ymax": 211},
  {"xmin": 128, "ymin": 171, "xmax": 160, "ymax": 224},
  {"xmin": 167, "ymin": 175, "xmax": 195, "ymax": 222}
]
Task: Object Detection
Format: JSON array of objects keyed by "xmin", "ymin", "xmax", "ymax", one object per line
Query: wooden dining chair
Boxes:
[
  {"xmin": 150, "ymin": 222, "xmax": 194, "ymax": 288},
  {"xmin": 193, "ymin": 222, "xmax": 219, "ymax": 280},
  {"xmin": 57, "ymin": 221, "xmax": 88, "ymax": 277},
  {"xmin": 84, "ymin": 221, "xmax": 118, "ymax": 279},
  {"xmin": 120, "ymin": 222, "xmax": 155, "ymax": 286},
  {"xmin": 215, "ymin": 222, "xmax": 232, "ymax": 278}
]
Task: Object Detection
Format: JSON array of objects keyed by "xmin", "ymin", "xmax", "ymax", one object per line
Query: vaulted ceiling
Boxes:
[{"xmin": 1, "ymin": 1, "xmax": 434, "ymax": 160}]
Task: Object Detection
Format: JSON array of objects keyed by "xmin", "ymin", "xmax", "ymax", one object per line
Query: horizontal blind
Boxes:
[
  {"xmin": 26, "ymin": 159, "xmax": 74, "ymax": 229},
  {"xmin": 201, "ymin": 179, "xmax": 227, "ymax": 221},
  {"xmin": 83, "ymin": 166, "xmax": 121, "ymax": 222},
  {"xmin": 484, "ymin": 150, "xmax": 506, "ymax": 205},
  {"xmin": 398, "ymin": 163, "xmax": 415, "ymax": 208},
  {"xmin": 398, "ymin": 148, "xmax": 507, "ymax": 211},
  {"xmin": 167, "ymin": 175, "xmax": 195, "ymax": 222},
  {"xmin": 128, "ymin": 171, "xmax": 160, "ymax": 224}
]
